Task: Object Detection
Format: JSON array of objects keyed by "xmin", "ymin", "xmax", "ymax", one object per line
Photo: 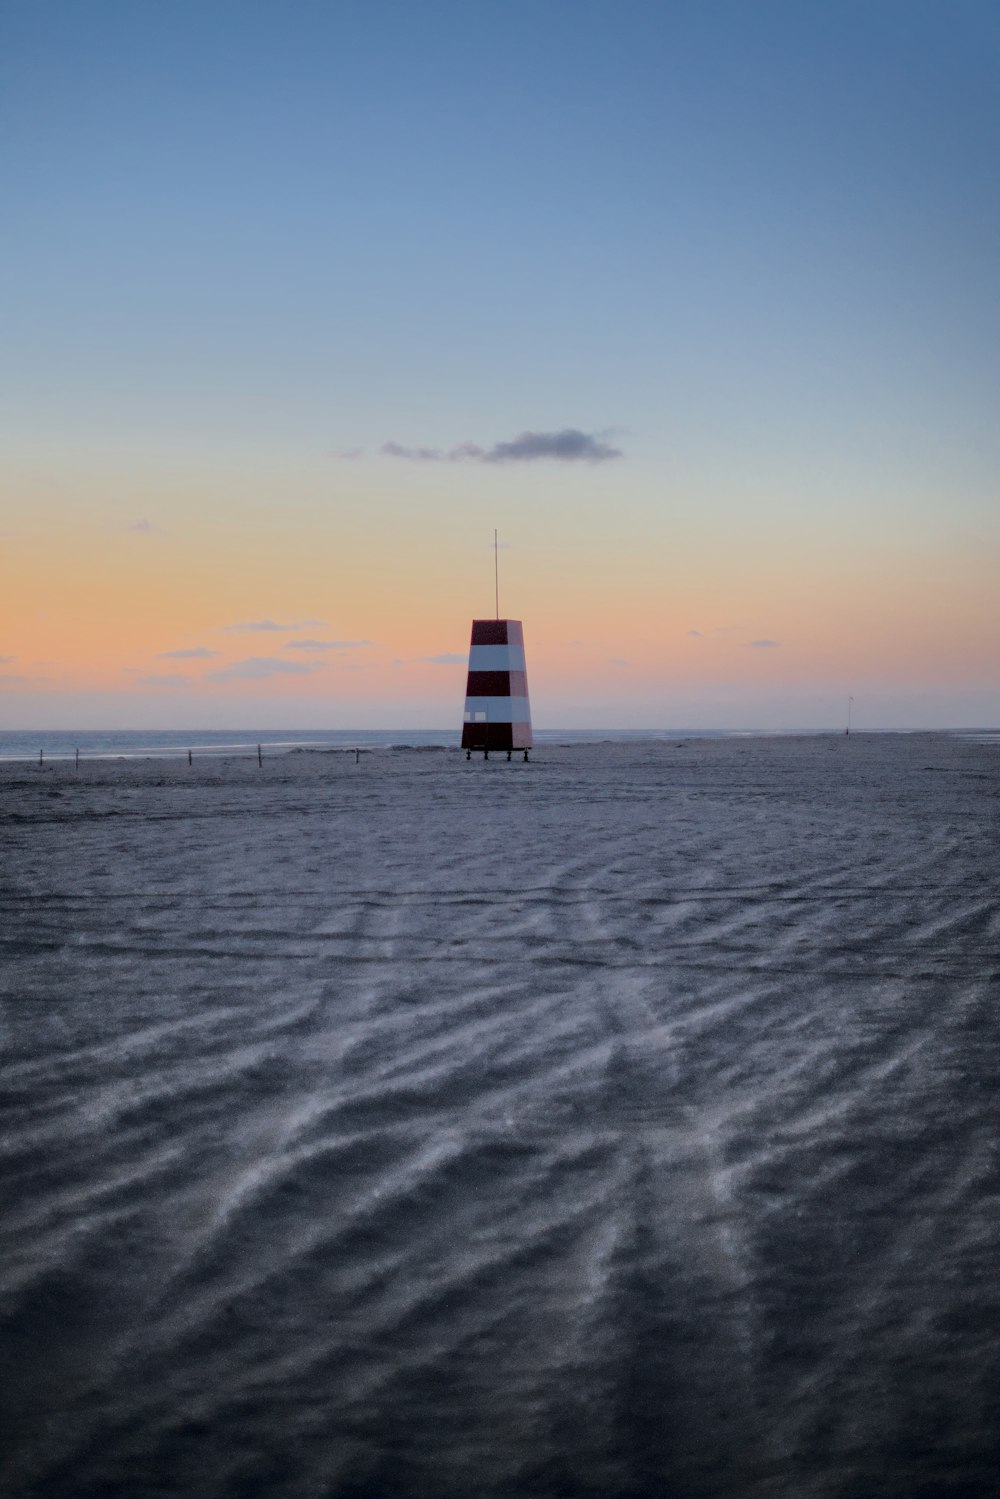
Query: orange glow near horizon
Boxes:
[
  {"xmin": 4, "ymin": 498, "xmax": 998, "ymax": 722},
  {"xmin": 3, "ymin": 444, "xmax": 998, "ymax": 727}
]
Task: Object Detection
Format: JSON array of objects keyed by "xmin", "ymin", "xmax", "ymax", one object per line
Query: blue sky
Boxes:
[{"xmin": 3, "ymin": 0, "xmax": 999, "ymax": 728}]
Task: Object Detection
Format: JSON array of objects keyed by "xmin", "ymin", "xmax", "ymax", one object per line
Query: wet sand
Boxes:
[{"xmin": 1, "ymin": 734, "xmax": 998, "ymax": 1498}]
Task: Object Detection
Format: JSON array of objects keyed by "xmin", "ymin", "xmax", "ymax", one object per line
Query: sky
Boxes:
[{"xmin": 2, "ymin": 0, "xmax": 999, "ymax": 730}]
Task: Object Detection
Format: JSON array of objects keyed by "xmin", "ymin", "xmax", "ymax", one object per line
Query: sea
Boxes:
[
  {"xmin": 1, "ymin": 726, "xmax": 997, "ymax": 763},
  {"xmin": 1, "ymin": 727, "xmax": 758, "ymax": 762}
]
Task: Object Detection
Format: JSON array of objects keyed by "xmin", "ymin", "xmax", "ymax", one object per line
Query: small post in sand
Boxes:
[
  {"xmin": 39, "ymin": 747, "xmax": 43, "ymax": 768},
  {"xmin": 355, "ymin": 747, "xmax": 360, "ymax": 764},
  {"xmin": 75, "ymin": 746, "xmax": 80, "ymax": 770},
  {"xmin": 846, "ymin": 696, "xmax": 854, "ymax": 736},
  {"xmin": 188, "ymin": 748, "xmax": 192, "ymax": 766},
  {"xmin": 257, "ymin": 742, "xmax": 263, "ymax": 768}
]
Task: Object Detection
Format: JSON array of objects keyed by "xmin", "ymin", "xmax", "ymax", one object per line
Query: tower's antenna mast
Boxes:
[{"xmin": 494, "ymin": 528, "xmax": 499, "ymax": 619}]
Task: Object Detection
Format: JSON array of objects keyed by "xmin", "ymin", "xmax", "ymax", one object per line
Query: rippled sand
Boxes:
[{"xmin": 2, "ymin": 735, "xmax": 998, "ymax": 1498}]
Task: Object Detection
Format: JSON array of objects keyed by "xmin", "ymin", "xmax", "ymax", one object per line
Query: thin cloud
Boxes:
[
  {"xmin": 224, "ymin": 618, "xmax": 325, "ymax": 633},
  {"xmin": 283, "ymin": 639, "xmax": 374, "ymax": 652},
  {"xmin": 128, "ymin": 519, "xmax": 159, "ymax": 534},
  {"xmin": 0, "ymin": 672, "xmax": 30, "ymax": 683},
  {"xmin": 607, "ymin": 657, "xmax": 628, "ymax": 667},
  {"xmin": 381, "ymin": 427, "xmax": 623, "ymax": 465},
  {"xmin": 206, "ymin": 657, "xmax": 321, "ymax": 681},
  {"xmin": 335, "ymin": 447, "xmax": 363, "ymax": 460},
  {"xmin": 0, "ymin": 655, "xmax": 13, "ymax": 664},
  {"xmin": 485, "ymin": 429, "xmax": 622, "ymax": 463},
  {"xmin": 747, "ymin": 639, "xmax": 781, "ymax": 648},
  {"xmin": 158, "ymin": 647, "xmax": 218, "ymax": 659},
  {"xmin": 392, "ymin": 653, "xmax": 466, "ymax": 666},
  {"xmin": 137, "ymin": 673, "xmax": 191, "ymax": 687},
  {"xmin": 381, "ymin": 441, "xmax": 445, "ymax": 461},
  {"xmin": 686, "ymin": 630, "xmax": 703, "ymax": 638}
]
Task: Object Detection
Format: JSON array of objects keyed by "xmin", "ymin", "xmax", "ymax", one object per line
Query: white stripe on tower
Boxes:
[
  {"xmin": 467, "ymin": 643, "xmax": 527, "ymax": 671},
  {"xmin": 462, "ymin": 696, "xmax": 531, "ymax": 724}
]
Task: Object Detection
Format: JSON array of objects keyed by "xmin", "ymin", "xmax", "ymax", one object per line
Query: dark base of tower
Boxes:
[{"xmin": 460, "ymin": 724, "xmax": 532, "ymax": 752}]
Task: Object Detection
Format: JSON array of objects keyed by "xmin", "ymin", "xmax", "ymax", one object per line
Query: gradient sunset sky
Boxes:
[{"xmin": 3, "ymin": 0, "xmax": 998, "ymax": 730}]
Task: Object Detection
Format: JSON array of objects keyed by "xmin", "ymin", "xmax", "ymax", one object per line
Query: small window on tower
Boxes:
[{"xmin": 475, "ymin": 712, "xmax": 487, "ymax": 722}]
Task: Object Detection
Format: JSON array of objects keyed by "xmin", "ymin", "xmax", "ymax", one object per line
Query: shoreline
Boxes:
[{"xmin": 2, "ymin": 725, "xmax": 999, "ymax": 766}]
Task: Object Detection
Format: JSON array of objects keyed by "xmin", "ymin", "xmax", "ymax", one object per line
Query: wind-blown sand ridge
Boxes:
[{"xmin": 1, "ymin": 734, "xmax": 998, "ymax": 1498}]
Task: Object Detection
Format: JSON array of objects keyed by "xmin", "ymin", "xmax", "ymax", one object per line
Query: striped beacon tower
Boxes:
[{"xmin": 461, "ymin": 533, "xmax": 533, "ymax": 761}]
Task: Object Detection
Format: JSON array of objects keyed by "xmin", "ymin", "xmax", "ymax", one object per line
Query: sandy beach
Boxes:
[{"xmin": 1, "ymin": 733, "xmax": 998, "ymax": 1499}]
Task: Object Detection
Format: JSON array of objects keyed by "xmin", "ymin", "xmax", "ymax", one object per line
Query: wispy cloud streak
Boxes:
[
  {"xmin": 206, "ymin": 658, "xmax": 321, "ymax": 681},
  {"xmin": 283, "ymin": 639, "xmax": 373, "ymax": 652},
  {"xmin": 380, "ymin": 428, "xmax": 623, "ymax": 464},
  {"xmin": 224, "ymin": 619, "xmax": 325, "ymax": 633}
]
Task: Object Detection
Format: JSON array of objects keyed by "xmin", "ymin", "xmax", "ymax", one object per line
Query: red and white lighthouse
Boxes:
[{"xmin": 461, "ymin": 618, "xmax": 533, "ymax": 757}]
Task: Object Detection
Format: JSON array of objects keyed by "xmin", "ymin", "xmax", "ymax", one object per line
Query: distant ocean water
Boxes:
[
  {"xmin": 2, "ymin": 727, "xmax": 756, "ymax": 762},
  {"xmin": 1, "ymin": 726, "xmax": 998, "ymax": 762}
]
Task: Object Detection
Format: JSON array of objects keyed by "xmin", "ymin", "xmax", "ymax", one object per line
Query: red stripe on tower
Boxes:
[{"xmin": 471, "ymin": 620, "xmax": 509, "ymax": 646}]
